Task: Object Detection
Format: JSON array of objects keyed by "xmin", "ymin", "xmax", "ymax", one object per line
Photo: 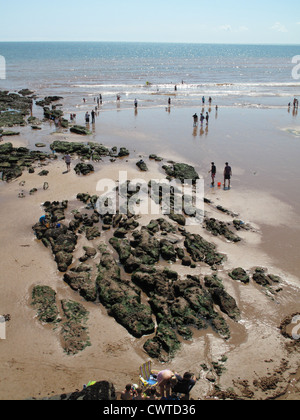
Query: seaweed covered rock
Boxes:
[
  {"xmin": 204, "ymin": 275, "xmax": 241, "ymax": 321},
  {"xmin": 70, "ymin": 125, "xmax": 92, "ymax": 135},
  {"xmin": 136, "ymin": 160, "xmax": 148, "ymax": 171},
  {"xmin": 109, "ymin": 297, "xmax": 155, "ymax": 338},
  {"xmin": 60, "ymin": 299, "xmax": 90, "ymax": 355},
  {"xmin": 64, "ymin": 271, "xmax": 97, "ymax": 302},
  {"xmin": 74, "ymin": 163, "xmax": 94, "ymax": 176},
  {"xmin": 204, "ymin": 218, "xmax": 241, "ymax": 242},
  {"xmin": 0, "ymin": 90, "xmax": 33, "ymax": 127},
  {"xmin": 96, "ymin": 250, "xmax": 155, "ymax": 338},
  {"xmin": 252, "ymin": 268, "xmax": 281, "ymax": 287},
  {"xmin": 144, "ymin": 322, "xmax": 181, "ymax": 362},
  {"xmin": 162, "ymin": 162, "xmax": 199, "ymax": 182},
  {"xmin": 183, "ymin": 232, "xmax": 225, "ymax": 267},
  {"xmin": 0, "ymin": 142, "xmax": 52, "ymax": 182},
  {"xmin": 229, "ymin": 268, "xmax": 250, "ymax": 284},
  {"xmin": 31, "ymin": 285, "xmax": 59, "ymax": 323},
  {"xmin": 36, "ymin": 381, "xmax": 117, "ymax": 401}
]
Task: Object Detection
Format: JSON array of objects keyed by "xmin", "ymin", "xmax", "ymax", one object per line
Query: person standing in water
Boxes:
[
  {"xmin": 224, "ymin": 162, "xmax": 232, "ymax": 189},
  {"xmin": 209, "ymin": 162, "xmax": 217, "ymax": 186}
]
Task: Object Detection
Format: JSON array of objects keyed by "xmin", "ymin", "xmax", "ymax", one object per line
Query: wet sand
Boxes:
[{"xmin": 0, "ymin": 104, "xmax": 300, "ymax": 400}]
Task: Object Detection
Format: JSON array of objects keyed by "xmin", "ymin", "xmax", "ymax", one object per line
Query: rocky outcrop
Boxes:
[
  {"xmin": 30, "ymin": 381, "xmax": 116, "ymax": 400},
  {"xmin": 31, "ymin": 287, "xmax": 91, "ymax": 355},
  {"xmin": 0, "ymin": 90, "xmax": 33, "ymax": 127},
  {"xmin": 183, "ymin": 232, "xmax": 225, "ymax": 267},
  {"xmin": 96, "ymin": 250, "xmax": 155, "ymax": 338},
  {"xmin": 162, "ymin": 162, "xmax": 199, "ymax": 182},
  {"xmin": 74, "ymin": 163, "xmax": 94, "ymax": 176},
  {"xmin": 0, "ymin": 142, "xmax": 54, "ymax": 182},
  {"xmin": 70, "ymin": 125, "xmax": 92, "ymax": 135}
]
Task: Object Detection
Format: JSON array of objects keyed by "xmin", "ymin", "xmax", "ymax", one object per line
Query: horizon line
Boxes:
[{"xmin": 0, "ymin": 40, "xmax": 300, "ymax": 47}]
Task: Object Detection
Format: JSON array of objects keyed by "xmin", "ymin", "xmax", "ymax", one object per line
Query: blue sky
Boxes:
[{"xmin": 1, "ymin": 0, "xmax": 300, "ymax": 44}]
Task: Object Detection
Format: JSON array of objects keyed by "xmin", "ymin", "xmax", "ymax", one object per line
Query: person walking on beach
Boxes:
[
  {"xmin": 200, "ymin": 113, "xmax": 205, "ymax": 125},
  {"xmin": 202, "ymin": 96, "xmax": 205, "ymax": 105},
  {"xmin": 85, "ymin": 112, "xmax": 90, "ymax": 124},
  {"xmin": 91, "ymin": 110, "xmax": 95, "ymax": 124},
  {"xmin": 134, "ymin": 99, "xmax": 138, "ymax": 108},
  {"xmin": 206, "ymin": 112, "xmax": 209, "ymax": 125},
  {"xmin": 224, "ymin": 162, "xmax": 232, "ymax": 189},
  {"xmin": 64, "ymin": 154, "xmax": 71, "ymax": 172},
  {"xmin": 209, "ymin": 162, "xmax": 217, "ymax": 186}
]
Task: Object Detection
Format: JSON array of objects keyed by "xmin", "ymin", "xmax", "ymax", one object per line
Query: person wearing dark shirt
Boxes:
[
  {"xmin": 224, "ymin": 162, "xmax": 232, "ymax": 189},
  {"xmin": 209, "ymin": 162, "xmax": 217, "ymax": 186},
  {"xmin": 172, "ymin": 372, "xmax": 196, "ymax": 400}
]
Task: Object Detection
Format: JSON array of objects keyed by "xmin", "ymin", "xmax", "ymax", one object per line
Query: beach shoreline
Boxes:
[{"xmin": 0, "ymin": 100, "xmax": 300, "ymax": 400}]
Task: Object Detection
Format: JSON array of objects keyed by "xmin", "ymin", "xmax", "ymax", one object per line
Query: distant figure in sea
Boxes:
[
  {"xmin": 224, "ymin": 162, "xmax": 232, "ymax": 189},
  {"xmin": 206, "ymin": 112, "xmax": 209, "ymax": 124},
  {"xmin": 91, "ymin": 110, "xmax": 95, "ymax": 124},
  {"xmin": 209, "ymin": 162, "xmax": 217, "ymax": 186},
  {"xmin": 85, "ymin": 112, "xmax": 90, "ymax": 124},
  {"xmin": 64, "ymin": 154, "xmax": 71, "ymax": 172},
  {"xmin": 134, "ymin": 99, "xmax": 138, "ymax": 108},
  {"xmin": 202, "ymin": 96, "xmax": 205, "ymax": 105},
  {"xmin": 209, "ymin": 97, "xmax": 212, "ymax": 105},
  {"xmin": 168, "ymin": 97, "xmax": 171, "ymax": 105}
]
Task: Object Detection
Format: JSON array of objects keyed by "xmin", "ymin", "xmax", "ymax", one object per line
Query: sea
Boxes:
[{"xmin": 0, "ymin": 42, "xmax": 300, "ymax": 112}]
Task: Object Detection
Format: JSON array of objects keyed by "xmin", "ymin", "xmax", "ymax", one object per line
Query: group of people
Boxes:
[
  {"xmin": 288, "ymin": 98, "xmax": 299, "ymax": 116},
  {"xmin": 85, "ymin": 110, "xmax": 96, "ymax": 124},
  {"xmin": 193, "ymin": 111, "xmax": 210, "ymax": 126},
  {"xmin": 209, "ymin": 162, "xmax": 232, "ymax": 189},
  {"xmin": 121, "ymin": 369, "xmax": 196, "ymax": 401}
]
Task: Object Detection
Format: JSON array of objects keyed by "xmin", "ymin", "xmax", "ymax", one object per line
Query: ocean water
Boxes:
[{"xmin": 0, "ymin": 42, "xmax": 299, "ymax": 111}]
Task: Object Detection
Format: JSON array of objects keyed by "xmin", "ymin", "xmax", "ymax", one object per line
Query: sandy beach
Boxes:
[{"xmin": 0, "ymin": 101, "xmax": 300, "ymax": 400}]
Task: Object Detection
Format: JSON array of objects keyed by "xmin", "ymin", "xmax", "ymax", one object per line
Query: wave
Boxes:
[{"xmin": 73, "ymin": 81, "xmax": 300, "ymax": 89}]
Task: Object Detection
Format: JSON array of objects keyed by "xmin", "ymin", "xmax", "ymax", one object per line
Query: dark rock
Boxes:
[
  {"xmin": 204, "ymin": 275, "xmax": 241, "ymax": 321},
  {"xmin": 168, "ymin": 213, "xmax": 186, "ymax": 226},
  {"xmin": 183, "ymin": 232, "xmax": 224, "ymax": 267},
  {"xmin": 136, "ymin": 159, "xmax": 148, "ymax": 171},
  {"xmin": 118, "ymin": 147, "xmax": 130, "ymax": 157},
  {"xmin": 38, "ymin": 170, "xmax": 49, "ymax": 176},
  {"xmin": 37, "ymin": 381, "xmax": 116, "ymax": 401},
  {"xmin": 31, "ymin": 285, "xmax": 59, "ymax": 323},
  {"xmin": 229, "ymin": 268, "xmax": 250, "ymax": 284},
  {"xmin": 162, "ymin": 162, "xmax": 199, "ymax": 183},
  {"xmin": 160, "ymin": 239, "xmax": 177, "ymax": 262},
  {"xmin": 204, "ymin": 218, "xmax": 241, "ymax": 242},
  {"xmin": 64, "ymin": 272, "xmax": 97, "ymax": 302},
  {"xmin": 70, "ymin": 125, "xmax": 92, "ymax": 135},
  {"xmin": 55, "ymin": 251, "xmax": 73, "ymax": 272},
  {"xmin": 74, "ymin": 163, "xmax": 94, "ymax": 176}
]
